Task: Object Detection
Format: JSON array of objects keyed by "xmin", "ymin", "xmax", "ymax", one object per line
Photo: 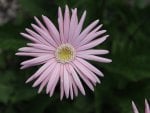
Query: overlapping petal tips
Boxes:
[
  {"xmin": 16, "ymin": 5, "xmax": 111, "ymax": 99},
  {"xmin": 132, "ymin": 99, "xmax": 150, "ymax": 113}
]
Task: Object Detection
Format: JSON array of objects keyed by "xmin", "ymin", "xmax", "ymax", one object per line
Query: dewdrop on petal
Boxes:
[{"xmin": 16, "ymin": 5, "xmax": 112, "ymax": 100}]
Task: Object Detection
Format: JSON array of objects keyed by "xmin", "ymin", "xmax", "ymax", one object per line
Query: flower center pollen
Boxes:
[{"xmin": 55, "ymin": 44, "xmax": 75, "ymax": 63}]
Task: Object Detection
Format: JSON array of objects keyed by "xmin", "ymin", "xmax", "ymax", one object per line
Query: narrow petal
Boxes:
[
  {"xmin": 77, "ymin": 35, "xmax": 109, "ymax": 51},
  {"xmin": 20, "ymin": 61, "xmax": 46, "ymax": 69},
  {"xmin": 74, "ymin": 60, "xmax": 100, "ymax": 83},
  {"xmin": 21, "ymin": 58, "xmax": 55, "ymax": 70},
  {"xmin": 26, "ymin": 59, "xmax": 55, "ymax": 83},
  {"xmin": 31, "ymin": 24, "xmax": 57, "ymax": 47},
  {"xmin": 16, "ymin": 52, "xmax": 47, "ymax": 57},
  {"xmin": 60, "ymin": 64, "xmax": 64, "ymax": 100},
  {"xmin": 20, "ymin": 33, "xmax": 40, "ymax": 43},
  {"xmin": 72, "ymin": 77, "xmax": 78, "ymax": 97},
  {"xmin": 25, "ymin": 28, "xmax": 50, "ymax": 46},
  {"xmin": 34, "ymin": 16, "xmax": 49, "ymax": 33},
  {"xmin": 68, "ymin": 72, "xmax": 74, "ymax": 100},
  {"xmin": 18, "ymin": 47, "xmax": 51, "ymax": 53},
  {"xmin": 49, "ymin": 64, "xmax": 61, "ymax": 97},
  {"xmin": 67, "ymin": 63, "xmax": 79, "ymax": 97},
  {"xmin": 38, "ymin": 75, "xmax": 50, "ymax": 93},
  {"xmin": 145, "ymin": 99, "xmax": 150, "ymax": 113},
  {"xmin": 71, "ymin": 11, "xmax": 86, "ymax": 43},
  {"xmin": 63, "ymin": 65, "xmax": 70, "ymax": 98},
  {"xmin": 68, "ymin": 8, "xmax": 77, "ymax": 43},
  {"xmin": 74, "ymin": 20, "xmax": 99, "ymax": 46},
  {"xmin": 63, "ymin": 5, "xmax": 70, "ymax": 42},
  {"xmin": 50, "ymin": 83, "xmax": 57, "ymax": 97},
  {"xmin": 68, "ymin": 64, "xmax": 85, "ymax": 95},
  {"xmin": 75, "ymin": 67, "xmax": 94, "ymax": 91},
  {"xmin": 74, "ymin": 9, "xmax": 78, "ymax": 28},
  {"xmin": 27, "ymin": 43, "xmax": 55, "ymax": 51},
  {"xmin": 46, "ymin": 63, "xmax": 60, "ymax": 94},
  {"xmin": 132, "ymin": 101, "xmax": 139, "ymax": 113},
  {"xmin": 90, "ymin": 24, "xmax": 103, "ymax": 33},
  {"xmin": 77, "ymin": 49, "xmax": 109, "ymax": 56},
  {"xmin": 78, "ymin": 30, "xmax": 106, "ymax": 47},
  {"xmin": 42, "ymin": 15, "xmax": 61, "ymax": 44},
  {"xmin": 58, "ymin": 7, "xmax": 64, "ymax": 43},
  {"xmin": 76, "ymin": 57, "xmax": 104, "ymax": 77},
  {"xmin": 77, "ymin": 54, "xmax": 112, "ymax": 63},
  {"xmin": 21, "ymin": 54, "xmax": 53, "ymax": 66},
  {"xmin": 32, "ymin": 62, "xmax": 56, "ymax": 87},
  {"xmin": 72, "ymin": 60, "xmax": 97, "ymax": 83}
]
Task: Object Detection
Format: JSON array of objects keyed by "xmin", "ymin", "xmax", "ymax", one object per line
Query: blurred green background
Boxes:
[{"xmin": 0, "ymin": 0, "xmax": 150, "ymax": 113}]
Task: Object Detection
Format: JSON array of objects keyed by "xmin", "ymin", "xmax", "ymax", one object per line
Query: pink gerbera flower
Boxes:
[
  {"xmin": 16, "ymin": 5, "xmax": 112, "ymax": 99},
  {"xmin": 132, "ymin": 100, "xmax": 150, "ymax": 113}
]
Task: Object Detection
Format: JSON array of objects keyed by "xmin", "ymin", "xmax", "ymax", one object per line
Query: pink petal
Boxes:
[
  {"xmin": 77, "ymin": 35, "xmax": 109, "ymax": 51},
  {"xmin": 32, "ymin": 62, "xmax": 56, "ymax": 87},
  {"xmin": 63, "ymin": 65, "xmax": 70, "ymax": 98},
  {"xmin": 34, "ymin": 16, "xmax": 49, "ymax": 33},
  {"xmin": 63, "ymin": 5, "xmax": 70, "ymax": 42},
  {"xmin": 21, "ymin": 54, "xmax": 53, "ymax": 66},
  {"xmin": 71, "ymin": 11, "xmax": 86, "ymax": 43},
  {"xmin": 66, "ymin": 65, "xmax": 79, "ymax": 97},
  {"xmin": 20, "ymin": 33, "xmax": 40, "ymax": 43},
  {"xmin": 27, "ymin": 43, "xmax": 55, "ymax": 51},
  {"xmin": 60, "ymin": 64, "xmax": 64, "ymax": 100},
  {"xmin": 68, "ymin": 64, "xmax": 85, "ymax": 95},
  {"xmin": 75, "ymin": 67, "xmax": 94, "ymax": 91},
  {"xmin": 31, "ymin": 24, "xmax": 57, "ymax": 47},
  {"xmin": 72, "ymin": 80, "xmax": 78, "ymax": 97},
  {"xmin": 79, "ymin": 30, "xmax": 106, "ymax": 47},
  {"xmin": 91, "ymin": 24, "xmax": 103, "ymax": 33},
  {"xmin": 68, "ymin": 8, "xmax": 77, "ymax": 43},
  {"xmin": 68, "ymin": 72, "xmax": 74, "ymax": 100},
  {"xmin": 38, "ymin": 75, "xmax": 50, "ymax": 93},
  {"xmin": 72, "ymin": 60, "xmax": 97, "ymax": 83},
  {"xmin": 16, "ymin": 52, "xmax": 47, "ymax": 57},
  {"xmin": 77, "ymin": 54, "xmax": 112, "ymax": 63},
  {"xmin": 42, "ymin": 15, "xmax": 61, "ymax": 44},
  {"xmin": 74, "ymin": 20, "xmax": 99, "ymax": 46},
  {"xmin": 21, "ymin": 61, "xmax": 45, "ymax": 70},
  {"xmin": 25, "ymin": 28, "xmax": 50, "ymax": 46},
  {"xmin": 21, "ymin": 58, "xmax": 55, "ymax": 70},
  {"xmin": 18, "ymin": 47, "xmax": 51, "ymax": 53},
  {"xmin": 49, "ymin": 64, "xmax": 61, "ymax": 97},
  {"xmin": 145, "ymin": 99, "xmax": 150, "ymax": 113},
  {"xmin": 66, "ymin": 64, "xmax": 79, "ymax": 97},
  {"xmin": 20, "ymin": 61, "xmax": 46, "ymax": 70},
  {"xmin": 50, "ymin": 83, "xmax": 56, "ymax": 97},
  {"xmin": 76, "ymin": 57, "xmax": 104, "ymax": 77},
  {"xmin": 46, "ymin": 63, "xmax": 60, "ymax": 94},
  {"xmin": 77, "ymin": 49, "xmax": 109, "ymax": 56},
  {"xmin": 26, "ymin": 59, "xmax": 55, "ymax": 83},
  {"xmin": 75, "ymin": 9, "xmax": 78, "ymax": 25},
  {"xmin": 132, "ymin": 101, "xmax": 139, "ymax": 113},
  {"xmin": 58, "ymin": 7, "xmax": 64, "ymax": 43}
]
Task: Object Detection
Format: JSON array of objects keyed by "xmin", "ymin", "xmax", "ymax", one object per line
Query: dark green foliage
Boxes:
[{"xmin": 0, "ymin": 0, "xmax": 149, "ymax": 113}]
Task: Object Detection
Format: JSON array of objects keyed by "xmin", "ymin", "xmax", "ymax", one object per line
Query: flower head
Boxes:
[
  {"xmin": 16, "ymin": 5, "xmax": 112, "ymax": 99},
  {"xmin": 132, "ymin": 99, "xmax": 150, "ymax": 113}
]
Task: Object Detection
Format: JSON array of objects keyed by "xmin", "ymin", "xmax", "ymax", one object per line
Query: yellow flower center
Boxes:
[{"xmin": 55, "ymin": 44, "xmax": 75, "ymax": 63}]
